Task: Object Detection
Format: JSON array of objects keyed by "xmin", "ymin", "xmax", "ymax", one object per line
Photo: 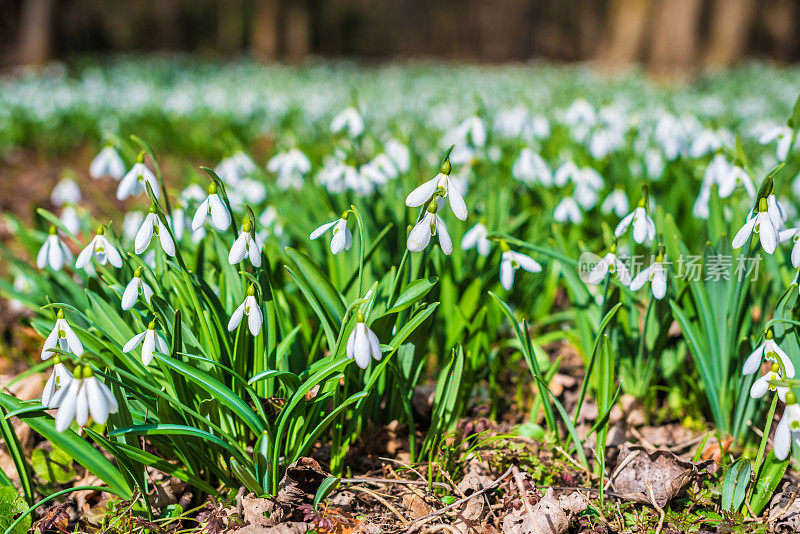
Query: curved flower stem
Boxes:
[{"xmin": 349, "ymin": 205, "xmax": 366, "ymax": 298}]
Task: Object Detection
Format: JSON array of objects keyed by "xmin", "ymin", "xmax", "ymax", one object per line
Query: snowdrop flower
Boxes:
[
  {"xmin": 75, "ymin": 226, "xmax": 123, "ymax": 269},
  {"xmin": 134, "ymin": 205, "xmax": 175, "ymax": 256},
  {"xmin": 90, "ymin": 145, "xmax": 126, "ymax": 180},
  {"xmin": 630, "ymin": 252, "xmax": 667, "ymax": 300},
  {"xmin": 601, "ymin": 189, "xmax": 629, "ymax": 217},
  {"xmin": 121, "ymin": 267, "xmax": 154, "ymax": 310},
  {"xmin": 216, "ymin": 151, "xmax": 256, "ymax": 185},
  {"xmin": 554, "ymin": 197, "xmax": 583, "ymax": 224},
  {"xmin": 759, "ymin": 125, "xmax": 793, "ymax": 162},
  {"xmin": 59, "ymin": 206, "xmax": 81, "ymax": 235},
  {"xmin": 330, "ymin": 107, "xmax": 364, "ymax": 138},
  {"xmin": 614, "ymin": 199, "xmax": 655, "ymax": 244},
  {"xmin": 267, "ymin": 148, "xmax": 311, "ymax": 190},
  {"xmin": 122, "ymin": 211, "xmax": 145, "ymax": 242},
  {"xmin": 124, "ymin": 320, "xmax": 169, "ymax": 366},
  {"xmin": 310, "ymin": 213, "xmax": 353, "ymax": 255},
  {"xmin": 554, "ymin": 161, "xmax": 581, "ymax": 188},
  {"xmin": 499, "ymin": 241, "xmax": 542, "ymax": 290},
  {"xmin": 42, "ymin": 357, "xmax": 73, "ymax": 409},
  {"xmin": 512, "ymin": 149, "xmax": 552, "ymax": 186},
  {"xmin": 228, "ymin": 179, "xmax": 267, "ymax": 209},
  {"xmin": 346, "ymin": 312, "xmax": 382, "ymax": 369},
  {"xmin": 228, "ymin": 285, "xmax": 262, "ymax": 336},
  {"xmin": 563, "ymin": 99, "xmax": 596, "ymax": 142},
  {"xmin": 768, "ymin": 194, "xmax": 787, "ymax": 229},
  {"xmin": 171, "ymin": 207, "xmax": 189, "ymax": 241},
  {"xmin": 732, "ymin": 197, "xmax": 779, "ymax": 254},
  {"xmin": 405, "ymin": 157, "xmax": 467, "ymax": 221},
  {"xmin": 42, "ymin": 309, "xmax": 83, "ymax": 360},
  {"xmin": 742, "ymin": 330, "xmax": 796, "ymax": 378},
  {"xmin": 407, "ymin": 199, "xmax": 453, "ymax": 255},
  {"xmin": 750, "ymin": 361, "xmax": 790, "ymax": 402},
  {"xmin": 461, "ymin": 221, "xmax": 491, "ymax": 256},
  {"xmin": 37, "ymin": 226, "xmax": 73, "ymax": 271},
  {"xmin": 117, "ymin": 154, "xmax": 160, "ymax": 200},
  {"xmin": 779, "ymin": 226, "xmax": 800, "ymax": 268},
  {"xmin": 54, "ymin": 366, "xmax": 118, "ymax": 432},
  {"xmin": 775, "ymin": 391, "xmax": 800, "ymax": 460},
  {"xmin": 385, "ymin": 139, "xmax": 410, "ymax": 174},
  {"xmin": 229, "ymin": 220, "xmax": 262, "ymax": 267},
  {"xmin": 191, "ymin": 182, "xmax": 231, "ymax": 232},
  {"xmin": 50, "ymin": 178, "xmax": 81, "ymax": 206},
  {"xmin": 586, "ymin": 245, "xmax": 632, "ymax": 286},
  {"xmin": 689, "ymin": 129, "xmax": 727, "ymax": 158}
]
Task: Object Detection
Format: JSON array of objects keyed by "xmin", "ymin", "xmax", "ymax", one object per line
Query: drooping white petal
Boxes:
[
  {"xmin": 310, "ymin": 220, "xmax": 337, "ymax": 240},
  {"xmin": 55, "ymin": 379, "xmax": 81, "ymax": 432},
  {"xmin": 228, "ymin": 301, "xmax": 247, "ymax": 331},
  {"xmin": 36, "ymin": 239, "xmax": 50, "ymax": 269},
  {"xmin": 63, "ymin": 325, "xmax": 83, "ymax": 356},
  {"xmin": 134, "ymin": 214, "xmax": 155, "ymax": 254},
  {"xmin": 405, "ymin": 178, "xmax": 438, "ymax": 207},
  {"xmin": 123, "ymin": 331, "xmax": 146, "ymax": 353},
  {"xmin": 209, "ymin": 195, "xmax": 231, "ymax": 230},
  {"xmin": 651, "ymin": 269, "xmax": 667, "ymax": 300},
  {"xmin": 749, "ymin": 374, "xmax": 770, "ymax": 398},
  {"xmin": 75, "ymin": 384, "xmax": 89, "ymax": 427},
  {"xmin": 366, "ymin": 327, "xmax": 382, "ymax": 362},
  {"xmin": 247, "ymin": 299, "xmax": 263, "ymax": 336},
  {"xmin": 158, "ymin": 222, "xmax": 175, "ymax": 256},
  {"xmin": 330, "ymin": 219, "xmax": 349, "ymax": 254},
  {"xmin": 758, "ymin": 213, "xmax": 779, "ymax": 254},
  {"xmin": 229, "ymin": 234, "xmax": 248, "ymax": 264},
  {"xmin": 742, "ymin": 344, "xmax": 764, "ymax": 375},
  {"xmin": 732, "ymin": 217, "xmax": 757, "ymax": 250},
  {"xmin": 191, "ymin": 198, "xmax": 210, "ymax": 231},
  {"xmin": 407, "ymin": 214, "xmax": 434, "ymax": 252},
  {"xmin": 85, "ymin": 377, "xmax": 110, "ymax": 425},
  {"xmin": 141, "ymin": 330, "xmax": 156, "ymax": 366},
  {"xmin": 75, "ymin": 238, "xmax": 96, "ymax": 269},
  {"xmin": 586, "ymin": 256, "xmax": 611, "ymax": 285},
  {"xmin": 774, "ymin": 415, "xmax": 792, "ymax": 460},
  {"xmin": 446, "ymin": 180, "xmax": 468, "ymax": 221},
  {"xmin": 614, "ymin": 212, "xmax": 635, "ymax": 238},
  {"xmin": 500, "ymin": 257, "xmax": 515, "ymax": 290},
  {"xmin": 512, "ymin": 252, "xmax": 542, "ymax": 273},
  {"xmin": 435, "ymin": 217, "xmax": 453, "ymax": 255},
  {"xmin": 352, "ymin": 324, "xmax": 371, "ymax": 369}
]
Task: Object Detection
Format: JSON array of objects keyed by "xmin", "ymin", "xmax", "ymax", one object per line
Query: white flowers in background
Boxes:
[
  {"xmin": 124, "ymin": 320, "xmax": 169, "ymax": 366},
  {"xmin": 121, "ymin": 267, "xmax": 154, "ymax": 310},
  {"xmin": 75, "ymin": 226, "xmax": 123, "ymax": 269},
  {"xmin": 227, "ymin": 178, "xmax": 267, "ymax": 209},
  {"xmin": 779, "ymin": 226, "xmax": 800, "ymax": 267},
  {"xmin": 499, "ymin": 241, "xmax": 542, "ymax": 290},
  {"xmin": 405, "ymin": 157, "xmax": 467, "ymax": 221},
  {"xmin": 630, "ymin": 251, "xmax": 667, "ymax": 300},
  {"xmin": 601, "ymin": 189, "xmax": 629, "ymax": 217},
  {"xmin": 407, "ymin": 198, "xmax": 453, "ymax": 255},
  {"xmin": 59, "ymin": 206, "xmax": 81, "ymax": 235},
  {"xmin": 385, "ymin": 139, "xmax": 410, "ymax": 174},
  {"xmin": 759, "ymin": 124, "xmax": 793, "ymax": 162},
  {"xmin": 732, "ymin": 197, "xmax": 779, "ymax": 254},
  {"xmin": 54, "ymin": 366, "xmax": 118, "ymax": 432},
  {"xmin": 461, "ymin": 221, "xmax": 491, "ymax": 256},
  {"xmin": 90, "ymin": 145, "xmax": 126, "ymax": 180},
  {"xmin": 216, "ymin": 151, "xmax": 257, "ymax": 185},
  {"xmin": 317, "ymin": 154, "xmax": 366, "ymax": 194},
  {"xmin": 50, "ymin": 178, "xmax": 81, "ymax": 206},
  {"xmin": 614, "ymin": 199, "xmax": 656, "ymax": 244},
  {"xmin": 554, "ymin": 196, "xmax": 583, "ymax": 224},
  {"xmin": 360, "ymin": 154, "xmax": 399, "ymax": 187},
  {"xmin": 330, "ymin": 107, "xmax": 364, "ymax": 138},
  {"xmin": 774, "ymin": 392, "xmax": 800, "ymax": 460},
  {"xmin": 346, "ymin": 312, "xmax": 382, "ymax": 369},
  {"xmin": 742, "ymin": 330, "xmax": 795, "ymax": 378},
  {"xmin": 688, "ymin": 128, "xmax": 732, "ymax": 158},
  {"xmin": 512, "ymin": 148, "xmax": 552, "ymax": 186},
  {"xmin": 562, "ymin": 99, "xmax": 596, "ymax": 143},
  {"xmin": 117, "ymin": 154, "xmax": 160, "ymax": 200},
  {"xmin": 42, "ymin": 309, "xmax": 83, "ymax": 360},
  {"xmin": 310, "ymin": 213, "xmax": 353, "ymax": 255},
  {"xmin": 693, "ymin": 154, "xmax": 755, "ymax": 219},
  {"xmin": 42, "ymin": 356, "xmax": 73, "ymax": 409},
  {"xmin": 228, "ymin": 285, "xmax": 262, "ymax": 336},
  {"xmin": 229, "ymin": 219, "xmax": 262, "ymax": 267},
  {"xmin": 586, "ymin": 245, "xmax": 632, "ymax": 286},
  {"xmin": 267, "ymin": 148, "xmax": 311, "ymax": 190},
  {"xmin": 192, "ymin": 182, "xmax": 231, "ymax": 232},
  {"xmin": 134, "ymin": 205, "xmax": 175, "ymax": 256},
  {"xmin": 37, "ymin": 225, "xmax": 73, "ymax": 271}
]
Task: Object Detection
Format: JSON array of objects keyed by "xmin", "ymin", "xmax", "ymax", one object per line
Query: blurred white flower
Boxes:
[
  {"xmin": 601, "ymin": 190, "xmax": 629, "ymax": 217},
  {"xmin": 37, "ymin": 226, "xmax": 72, "ymax": 271},
  {"xmin": 51, "ymin": 178, "xmax": 81, "ymax": 206},
  {"xmin": 513, "ymin": 149, "xmax": 552, "ymax": 186},
  {"xmin": 117, "ymin": 158, "xmax": 159, "ymax": 200},
  {"xmin": 267, "ymin": 148, "xmax": 311, "ymax": 190},
  {"xmin": 216, "ymin": 151, "xmax": 257, "ymax": 185},
  {"xmin": 310, "ymin": 215, "xmax": 352, "ymax": 255},
  {"xmin": 554, "ymin": 197, "xmax": 583, "ymax": 224},
  {"xmin": 90, "ymin": 146, "xmax": 126, "ymax": 180},
  {"xmin": 59, "ymin": 206, "xmax": 81, "ymax": 235},
  {"xmin": 385, "ymin": 139, "xmax": 410, "ymax": 174},
  {"xmin": 774, "ymin": 394, "xmax": 800, "ymax": 460},
  {"xmin": 461, "ymin": 221, "xmax": 491, "ymax": 256},
  {"xmin": 759, "ymin": 125, "xmax": 793, "ymax": 162},
  {"xmin": 331, "ymin": 107, "xmax": 364, "ymax": 138},
  {"xmin": 499, "ymin": 243, "xmax": 541, "ymax": 290}
]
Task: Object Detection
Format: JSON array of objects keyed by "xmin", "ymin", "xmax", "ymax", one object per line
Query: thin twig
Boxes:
[
  {"xmin": 340, "ymin": 477, "xmax": 450, "ymax": 489},
  {"xmin": 605, "ymin": 449, "xmax": 640, "ymax": 491},
  {"xmin": 512, "ymin": 466, "xmax": 537, "ymax": 524},
  {"xmin": 646, "ymin": 483, "xmax": 665, "ymax": 534},
  {"xmin": 346, "ymin": 485, "xmax": 409, "ymax": 526}
]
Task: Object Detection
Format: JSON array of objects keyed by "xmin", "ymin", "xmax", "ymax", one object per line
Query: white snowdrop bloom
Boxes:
[
  {"xmin": 346, "ymin": 312, "xmax": 382, "ymax": 369},
  {"xmin": 768, "ymin": 194, "xmax": 787, "ymax": 230},
  {"xmin": 780, "ymin": 227, "xmax": 800, "ymax": 268},
  {"xmin": 644, "ymin": 148, "xmax": 664, "ymax": 180},
  {"xmin": 385, "ymin": 139, "xmax": 410, "ymax": 174},
  {"xmin": 360, "ymin": 154, "xmax": 398, "ymax": 187},
  {"xmin": 759, "ymin": 125, "xmax": 793, "ymax": 162},
  {"xmin": 134, "ymin": 206, "xmax": 175, "ymax": 256},
  {"xmin": 629, "ymin": 253, "xmax": 667, "ymax": 300},
  {"xmin": 495, "ymin": 106, "xmax": 529, "ymax": 138},
  {"xmin": 732, "ymin": 198, "xmax": 779, "ymax": 254},
  {"xmin": 229, "ymin": 220, "xmax": 262, "ymax": 267},
  {"xmin": 614, "ymin": 200, "xmax": 656, "ymax": 244},
  {"xmin": 554, "ymin": 197, "xmax": 583, "ymax": 224},
  {"xmin": 589, "ymin": 126, "xmax": 625, "ymax": 159},
  {"xmin": 330, "ymin": 107, "xmax": 364, "ymax": 138},
  {"xmin": 742, "ymin": 331, "xmax": 796, "ymax": 378},
  {"xmin": 750, "ymin": 360, "xmax": 790, "ymax": 401},
  {"xmin": 310, "ymin": 214, "xmax": 353, "ymax": 255},
  {"xmin": 59, "ymin": 206, "xmax": 81, "ymax": 235},
  {"xmin": 653, "ymin": 113, "xmax": 687, "ymax": 161},
  {"xmin": 707, "ymin": 154, "xmax": 755, "ymax": 199},
  {"xmin": 124, "ymin": 320, "xmax": 169, "ymax": 366},
  {"xmin": 42, "ymin": 357, "xmax": 73, "ymax": 409},
  {"xmin": 121, "ymin": 267, "xmax": 154, "ymax": 311},
  {"xmin": 574, "ymin": 184, "xmax": 599, "ymax": 211},
  {"xmin": 407, "ymin": 199, "xmax": 453, "ymax": 255},
  {"xmin": 171, "ymin": 207, "xmax": 189, "ymax": 241},
  {"xmin": 586, "ymin": 246, "xmax": 632, "ymax": 286},
  {"xmin": 228, "ymin": 285, "xmax": 262, "ymax": 336},
  {"xmin": 563, "ymin": 99, "xmax": 596, "ymax": 142},
  {"xmin": 191, "ymin": 182, "xmax": 231, "ymax": 232},
  {"xmin": 459, "ymin": 116, "xmax": 487, "ymax": 147},
  {"xmin": 553, "ymin": 161, "xmax": 581, "ymax": 188},
  {"xmin": 318, "ymin": 157, "xmax": 365, "ymax": 194},
  {"xmin": 512, "ymin": 148, "xmax": 552, "ymax": 186},
  {"xmin": 267, "ymin": 148, "xmax": 311, "ymax": 190},
  {"xmin": 117, "ymin": 157, "xmax": 160, "ymax": 200},
  {"xmin": 122, "ymin": 211, "xmax": 145, "ymax": 242},
  {"xmin": 50, "ymin": 178, "xmax": 81, "ymax": 206},
  {"xmin": 528, "ymin": 115, "xmax": 551, "ymax": 140},
  {"xmin": 601, "ymin": 189, "xmax": 629, "ymax": 217},
  {"xmin": 180, "ymin": 184, "xmax": 207, "ymax": 203},
  {"xmin": 499, "ymin": 242, "xmax": 542, "ymax": 290},
  {"xmin": 37, "ymin": 226, "xmax": 73, "ymax": 271},
  {"xmin": 55, "ymin": 366, "xmax": 118, "ymax": 432},
  {"xmin": 9, "ymin": 274, "xmax": 32, "ymax": 313},
  {"xmin": 774, "ymin": 392, "xmax": 800, "ymax": 460},
  {"xmin": 461, "ymin": 221, "xmax": 491, "ymax": 256},
  {"xmin": 42, "ymin": 309, "xmax": 83, "ymax": 360},
  {"xmin": 689, "ymin": 129, "xmax": 729, "ymax": 158},
  {"xmin": 216, "ymin": 151, "xmax": 257, "ymax": 185},
  {"xmin": 405, "ymin": 160, "xmax": 467, "ymax": 221},
  {"xmin": 75, "ymin": 226, "xmax": 123, "ymax": 270},
  {"xmin": 90, "ymin": 145, "xmax": 126, "ymax": 180},
  {"xmin": 228, "ymin": 178, "xmax": 267, "ymax": 208}
]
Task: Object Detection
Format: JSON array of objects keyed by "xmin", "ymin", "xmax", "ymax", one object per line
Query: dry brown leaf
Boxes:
[
  {"xmin": 236, "ymin": 522, "xmax": 311, "ymax": 534},
  {"xmin": 501, "ymin": 488, "xmax": 588, "ymax": 534},
  {"xmin": 610, "ymin": 442, "xmax": 716, "ymax": 507},
  {"xmin": 277, "ymin": 457, "xmax": 328, "ymax": 509},
  {"xmin": 402, "ymin": 493, "xmax": 434, "ymax": 520},
  {"xmin": 242, "ymin": 493, "xmax": 279, "ymax": 527},
  {"xmin": 768, "ymin": 480, "xmax": 800, "ymax": 533}
]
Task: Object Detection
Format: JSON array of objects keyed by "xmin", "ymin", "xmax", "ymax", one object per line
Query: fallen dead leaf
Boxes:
[
  {"xmin": 768, "ymin": 480, "xmax": 800, "ymax": 533},
  {"xmin": 242, "ymin": 493, "xmax": 279, "ymax": 527},
  {"xmin": 501, "ymin": 488, "xmax": 588, "ymax": 534},
  {"xmin": 277, "ymin": 457, "xmax": 328, "ymax": 510}
]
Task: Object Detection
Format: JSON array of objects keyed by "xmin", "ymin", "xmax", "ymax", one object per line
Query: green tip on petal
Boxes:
[
  {"xmin": 149, "ymin": 204, "xmax": 157, "ymax": 214},
  {"xmin": 136, "ymin": 151, "xmax": 145, "ymax": 164},
  {"xmin": 96, "ymin": 226, "xmax": 105, "ymax": 235},
  {"xmin": 147, "ymin": 320, "xmax": 156, "ymax": 330},
  {"xmin": 72, "ymin": 366, "xmax": 83, "ymax": 379},
  {"xmin": 499, "ymin": 240, "xmax": 510, "ymax": 253},
  {"xmin": 243, "ymin": 220, "xmax": 252, "ymax": 233},
  {"xmin": 357, "ymin": 311, "xmax": 365, "ymax": 323},
  {"xmin": 57, "ymin": 309, "xmax": 65, "ymax": 319}
]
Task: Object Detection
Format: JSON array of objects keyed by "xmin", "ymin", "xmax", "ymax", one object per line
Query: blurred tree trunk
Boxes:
[
  {"xmin": 284, "ymin": 1, "xmax": 310, "ymax": 61},
  {"xmin": 218, "ymin": 0, "xmax": 244, "ymax": 53},
  {"xmin": 598, "ymin": 0, "xmax": 652, "ymax": 67},
  {"xmin": 155, "ymin": 0, "xmax": 182, "ymax": 50},
  {"xmin": 252, "ymin": 0, "xmax": 281, "ymax": 60},
  {"xmin": 16, "ymin": 0, "xmax": 53, "ymax": 65},
  {"xmin": 647, "ymin": 0, "xmax": 702, "ymax": 76},
  {"xmin": 762, "ymin": 0, "xmax": 797, "ymax": 61},
  {"xmin": 703, "ymin": 0, "xmax": 756, "ymax": 67}
]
